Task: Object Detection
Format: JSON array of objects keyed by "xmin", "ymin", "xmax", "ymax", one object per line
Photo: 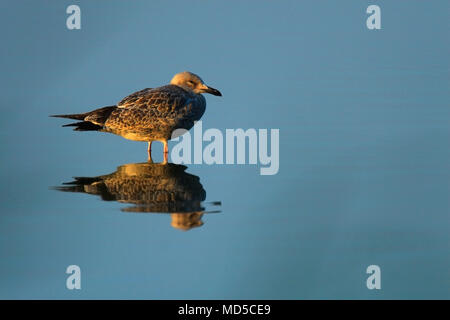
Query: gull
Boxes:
[{"xmin": 51, "ymin": 71, "xmax": 222, "ymax": 162}]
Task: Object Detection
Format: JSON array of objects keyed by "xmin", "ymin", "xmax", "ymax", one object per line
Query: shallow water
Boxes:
[{"xmin": 0, "ymin": 1, "xmax": 449, "ymax": 299}]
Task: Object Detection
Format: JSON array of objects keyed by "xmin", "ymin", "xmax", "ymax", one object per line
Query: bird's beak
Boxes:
[{"xmin": 202, "ymin": 84, "xmax": 222, "ymax": 96}]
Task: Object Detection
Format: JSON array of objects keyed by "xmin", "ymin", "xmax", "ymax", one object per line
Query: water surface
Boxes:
[{"xmin": 0, "ymin": 1, "xmax": 448, "ymax": 299}]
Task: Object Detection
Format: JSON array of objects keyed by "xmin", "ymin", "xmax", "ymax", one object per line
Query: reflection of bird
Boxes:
[
  {"xmin": 54, "ymin": 162, "xmax": 220, "ymax": 231},
  {"xmin": 51, "ymin": 72, "xmax": 222, "ymax": 162},
  {"xmin": 171, "ymin": 213, "xmax": 205, "ymax": 231}
]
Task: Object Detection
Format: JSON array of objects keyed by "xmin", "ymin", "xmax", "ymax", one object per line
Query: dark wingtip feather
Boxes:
[
  {"xmin": 50, "ymin": 113, "xmax": 86, "ymax": 120},
  {"xmin": 62, "ymin": 121, "xmax": 103, "ymax": 131}
]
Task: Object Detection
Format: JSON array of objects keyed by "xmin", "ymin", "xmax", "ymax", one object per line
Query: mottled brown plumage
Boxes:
[
  {"xmin": 103, "ymin": 85, "xmax": 207, "ymax": 142},
  {"xmin": 51, "ymin": 72, "xmax": 222, "ymax": 162}
]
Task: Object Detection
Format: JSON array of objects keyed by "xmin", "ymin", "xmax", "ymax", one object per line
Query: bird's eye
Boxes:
[{"xmin": 187, "ymin": 81, "xmax": 194, "ymax": 86}]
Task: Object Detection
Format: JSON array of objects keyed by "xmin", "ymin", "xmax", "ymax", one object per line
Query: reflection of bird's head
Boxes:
[
  {"xmin": 170, "ymin": 212, "xmax": 204, "ymax": 231},
  {"xmin": 170, "ymin": 71, "xmax": 222, "ymax": 96}
]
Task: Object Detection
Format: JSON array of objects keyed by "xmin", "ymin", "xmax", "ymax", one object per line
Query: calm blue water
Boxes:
[{"xmin": 0, "ymin": 1, "xmax": 448, "ymax": 299}]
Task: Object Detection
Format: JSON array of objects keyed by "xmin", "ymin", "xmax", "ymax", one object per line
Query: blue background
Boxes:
[{"xmin": 0, "ymin": 0, "xmax": 448, "ymax": 298}]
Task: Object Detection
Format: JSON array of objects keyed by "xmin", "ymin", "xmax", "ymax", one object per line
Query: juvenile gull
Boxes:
[{"xmin": 51, "ymin": 71, "xmax": 222, "ymax": 162}]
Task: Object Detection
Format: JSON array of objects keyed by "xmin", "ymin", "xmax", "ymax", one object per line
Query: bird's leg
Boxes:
[
  {"xmin": 147, "ymin": 141, "xmax": 153, "ymax": 163},
  {"xmin": 163, "ymin": 140, "xmax": 168, "ymax": 164}
]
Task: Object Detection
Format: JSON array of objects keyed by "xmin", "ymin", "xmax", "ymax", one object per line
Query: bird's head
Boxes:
[{"xmin": 170, "ymin": 71, "xmax": 222, "ymax": 96}]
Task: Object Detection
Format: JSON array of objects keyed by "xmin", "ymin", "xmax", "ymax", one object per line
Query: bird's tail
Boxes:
[
  {"xmin": 51, "ymin": 105, "xmax": 117, "ymax": 131},
  {"xmin": 51, "ymin": 177, "xmax": 102, "ymax": 193}
]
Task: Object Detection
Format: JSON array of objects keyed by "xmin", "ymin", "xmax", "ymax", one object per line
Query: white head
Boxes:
[{"xmin": 170, "ymin": 71, "xmax": 222, "ymax": 96}]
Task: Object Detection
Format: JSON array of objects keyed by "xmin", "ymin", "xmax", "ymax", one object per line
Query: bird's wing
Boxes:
[
  {"xmin": 106, "ymin": 85, "xmax": 196, "ymax": 130},
  {"xmin": 117, "ymin": 88, "xmax": 153, "ymax": 108},
  {"xmin": 83, "ymin": 106, "xmax": 117, "ymax": 125}
]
